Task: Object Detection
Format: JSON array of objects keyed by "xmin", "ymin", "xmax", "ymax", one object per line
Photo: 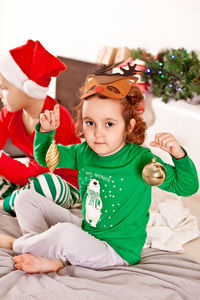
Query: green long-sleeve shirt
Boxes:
[{"xmin": 34, "ymin": 123, "xmax": 199, "ymax": 264}]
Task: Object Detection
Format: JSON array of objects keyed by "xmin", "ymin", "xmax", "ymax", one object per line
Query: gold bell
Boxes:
[
  {"xmin": 142, "ymin": 157, "xmax": 166, "ymax": 186},
  {"xmin": 45, "ymin": 139, "xmax": 59, "ymax": 174}
]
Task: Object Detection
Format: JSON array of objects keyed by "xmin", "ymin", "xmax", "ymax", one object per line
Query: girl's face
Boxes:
[
  {"xmin": 0, "ymin": 73, "xmax": 29, "ymax": 112},
  {"xmin": 82, "ymin": 96, "xmax": 128, "ymax": 156}
]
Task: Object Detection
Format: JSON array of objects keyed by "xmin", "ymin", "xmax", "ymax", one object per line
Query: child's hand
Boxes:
[
  {"xmin": 39, "ymin": 104, "xmax": 60, "ymax": 133},
  {"xmin": 150, "ymin": 132, "xmax": 185, "ymax": 159}
]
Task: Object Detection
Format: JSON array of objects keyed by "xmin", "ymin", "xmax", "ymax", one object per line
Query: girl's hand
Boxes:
[
  {"xmin": 150, "ymin": 132, "xmax": 185, "ymax": 159},
  {"xmin": 39, "ymin": 104, "xmax": 60, "ymax": 133}
]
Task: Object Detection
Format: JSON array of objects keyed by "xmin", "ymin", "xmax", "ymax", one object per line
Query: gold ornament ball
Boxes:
[
  {"xmin": 142, "ymin": 157, "xmax": 166, "ymax": 186},
  {"xmin": 45, "ymin": 139, "xmax": 59, "ymax": 174}
]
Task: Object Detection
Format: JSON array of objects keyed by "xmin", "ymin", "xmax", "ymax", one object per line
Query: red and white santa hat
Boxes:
[{"xmin": 0, "ymin": 40, "xmax": 66, "ymax": 99}]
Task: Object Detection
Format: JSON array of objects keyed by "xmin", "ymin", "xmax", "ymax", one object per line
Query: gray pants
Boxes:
[{"xmin": 13, "ymin": 190, "xmax": 129, "ymax": 269}]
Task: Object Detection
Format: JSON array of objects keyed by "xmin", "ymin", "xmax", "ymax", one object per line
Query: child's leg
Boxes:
[
  {"xmin": 0, "ymin": 188, "xmax": 81, "ymax": 250},
  {"xmin": 0, "ymin": 176, "xmax": 20, "ymax": 200},
  {"xmin": 0, "ymin": 176, "xmax": 20, "ymax": 214},
  {"xmin": 29, "ymin": 173, "xmax": 81, "ymax": 208},
  {"xmin": 0, "ymin": 200, "xmax": 3, "ymax": 210},
  {"xmin": 14, "ymin": 189, "xmax": 82, "ymax": 234},
  {"xmin": 3, "ymin": 173, "xmax": 80, "ymax": 215},
  {"xmin": 12, "ymin": 190, "xmax": 127, "ymax": 272},
  {"xmin": 13, "ymin": 216, "xmax": 128, "ymax": 270},
  {"xmin": 0, "ymin": 233, "xmax": 15, "ymax": 249}
]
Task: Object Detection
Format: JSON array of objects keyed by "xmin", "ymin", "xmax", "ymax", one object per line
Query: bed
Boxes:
[{"xmin": 0, "ymin": 57, "xmax": 200, "ymax": 299}]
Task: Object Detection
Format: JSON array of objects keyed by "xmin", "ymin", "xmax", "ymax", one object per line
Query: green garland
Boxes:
[{"xmin": 131, "ymin": 48, "xmax": 200, "ymax": 103}]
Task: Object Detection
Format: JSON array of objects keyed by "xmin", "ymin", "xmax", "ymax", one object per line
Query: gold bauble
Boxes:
[
  {"xmin": 45, "ymin": 139, "xmax": 59, "ymax": 174},
  {"xmin": 142, "ymin": 157, "xmax": 166, "ymax": 186}
]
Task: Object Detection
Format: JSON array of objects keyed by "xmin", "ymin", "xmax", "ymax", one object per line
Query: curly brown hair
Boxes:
[{"xmin": 74, "ymin": 85, "xmax": 147, "ymax": 145}]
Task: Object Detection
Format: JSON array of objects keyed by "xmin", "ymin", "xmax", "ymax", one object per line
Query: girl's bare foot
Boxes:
[
  {"xmin": 0, "ymin": 233, "xmax": 15, "ymax": 249},
  {"xmin": 13, "ymin": 253, "xmax": 64, "ymax": 274}
]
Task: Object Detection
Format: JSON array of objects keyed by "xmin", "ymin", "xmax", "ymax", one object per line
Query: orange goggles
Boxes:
[{"xmin": 81, "ymin": 75, "xmax": 138, "ymax": 100}]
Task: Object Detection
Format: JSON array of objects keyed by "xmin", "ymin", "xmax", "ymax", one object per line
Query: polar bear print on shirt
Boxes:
[{"xmin": 85, "ymin": 179, "xmax": 102, "ymax": 227}]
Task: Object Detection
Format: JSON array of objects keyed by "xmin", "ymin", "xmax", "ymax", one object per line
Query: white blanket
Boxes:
[{"xmin": 144, "ymin": 188, "xmax": 200, "ymax": 252}]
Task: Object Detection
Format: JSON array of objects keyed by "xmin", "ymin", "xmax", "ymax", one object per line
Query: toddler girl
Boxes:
[{"xmin": 0, "ymin": 64, "xmax": 198, "ymax": 273}]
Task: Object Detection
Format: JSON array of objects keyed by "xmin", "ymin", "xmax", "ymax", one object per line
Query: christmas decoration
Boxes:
[
  {"xmin": 142, "ymin": 157, "xmax": 166, "ymax": 186},
  {"xmin": 131, "ymin": 48, "xmax": 200, "ymax": 103},
  {"xmin": 114, "ymin": 47, "xmax": 131, "ymax": 63},
  {"xmin": 45, "ymin": 139, "xmax": 59, "ymax": 174},
  {"xmin": 112, "ymin": 57, "xmax": 150, "ymax": 94},
  {"xmin": 96, "ymin": 46, "xmax": 118, "ymax": 65}
]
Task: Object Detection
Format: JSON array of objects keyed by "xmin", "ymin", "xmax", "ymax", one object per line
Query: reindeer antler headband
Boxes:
[{"xmin": 81, "ymin": 63, "xmax": 140, "ymax": 100}]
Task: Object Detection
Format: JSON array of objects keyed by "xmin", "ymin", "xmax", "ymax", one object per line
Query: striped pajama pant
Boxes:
[{"xmin": 0, "ymin": 173, "xmax": 80, "ymax": 216}]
